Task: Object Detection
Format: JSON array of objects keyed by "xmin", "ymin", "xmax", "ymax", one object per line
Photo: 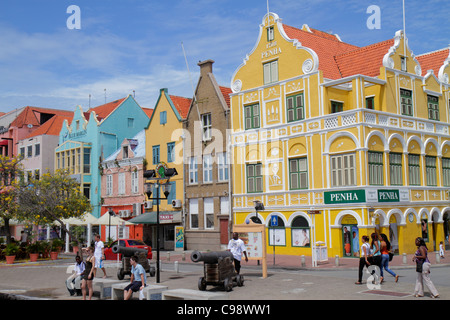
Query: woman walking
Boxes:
[
  {"xmin": 379, "ymin": 233, "xmax": 399, "ymax": 283},
  {"xmin": 413, "ymin": 237, "xmax": 439, "ymax": 298},
  {"xmin": 81, "ymin": 247, "xmax": 96, "ymax": 300},
  {"xmin": 355, "ymin": 235, "xmax": 370, "ymax": 284}
]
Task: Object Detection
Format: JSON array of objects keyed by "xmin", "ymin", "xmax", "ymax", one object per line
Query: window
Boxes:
[
  {"xmin": 189, "ymin": 199, "xmax": 199, "ymax": 229},
  {"xmin": 247, "ymin": 163, "xmax": 263, "ymax": 193},
  {"xmin": 34, "ymin": 169, "xmax": 40, "ymax": 181},
  {"xmin": 123, "ymin": 146, "xmax": 128, "ymax": 159},
  {"xmin": 244, "ymin": 104, "xmax": 260, "ymax": 130},
  {"xmin": 161, "ymin": 111, "xmax": 167, "ymax": 124},
  {"xmin": 286, "ymin": 93, "xmax": 304, "ymax": 122},
  {"xmin": 167, "ymin": 142, "xmax": 175, "ymax": 163},
  {"xmin": 401, "ymin": 57, "xmax": 407, "ymax": 72},
  {"xmin": 425, "ymin": 156, "xmax": 437, "ymax": 186},
  {"xmin": 204, "ymin": 197, "xmax": 214, "ymax": 229},
  {"xmin": 106, "ymin": 175, "xmax": 113, "ymax": 196},
  {"xmin": 220, "ymin": 196, "xmax": 229, "ymax": 214},
  {"xmin": 127, "ymin": 118, "xmax": 134, "ymax": 128},
  {"xmin": 152, "ymin": 145, "xmax": 160, "ymax": 165},
  {"xmin": 35, "ymin": 144, "xmax": 40, "ymax": 157},
  {"xmin": 263, "ymin": 60, "xmax": 278, "ymax": 85},
  {"xmin": 331, "ymin": 101, "xmax": 343, "ymax": 113},
  {"xmin": 166, "ymin": 181, "xmax": 176, "ymax": 203},
  {"xmin": 366, "ymin": 97, "xmax": 375, "ymax": 109},
  {"xmin": 83, "ymin": 148, "xmax": 91, "ymax": 174},
  {"xmin": 427, "ymin": 95, "xmax": 439, "ymax": 121},
  {"xmin": 201, "ymin": 113, "xmax": 212, "ymax": 141},
  {"xmin": 289, "ymin": 158, "xmax": 308, "ymax": 190},
  {"xmin": 118, "ymin": 172, "xmax": 125, "ymax": 195},
  {"xmin": 19, "ymin": 147, "xmax": 25, "ymax": 157},
  {"xmin": 330, "ymin": 153, "xmax": 356, "ymax": 187},
  {"xmin": 443, "ymin": 158, "xmax": 450, "ymax": 187},
  {"xmin": 217, "ymin": 152, "xmax": 228, "ymax": 182},
  {"xmin": 27, "ymin": 145, "xmax": 32, "ymax": 158},
  {"xmin": 408, "ymin": 154, "xmax": 420, "ymax": 185},
  {"xmin": 267, "ymin": 26, "xmax": 274, "ymax": 41},
  {"xmin": 400, "ymin": 89, "xmax": 413, "ymax": 116},
  {"xmin": 368, "ymin": 151, "xmax": 383, "ymax": 185},
  {"xmin": 83, "ymin": 184, "xmax": 90, "ymax": 200},
  {"xmin": 203, "ymin": 154, "xmax": 213, "ymax": 183},
  {"xmin": 131, "ymin": 171, "xmax": 139, "ymax": 193},
  {"xmin": 76, "ymin": 120, "xmax": 80, "ymax": 130},
  {"xmin": 389, "ymin": 153, "xmax": 403, "ymax": 185},
  {"xmin": 291, "ymin": 216, "xmax": 310, "ymax": 247},
  {"xmin": 189, "ymin": 157, "xmax": 198, "ymax": 184}
]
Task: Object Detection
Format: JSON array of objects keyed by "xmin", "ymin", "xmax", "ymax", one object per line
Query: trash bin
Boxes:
[{"xmin": 314, "ymin": 241, "xmax": 328, "ymax": 263}]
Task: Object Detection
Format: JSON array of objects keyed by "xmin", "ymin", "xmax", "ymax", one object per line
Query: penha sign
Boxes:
[{"xmin": 324, "ymin": 190, "xmax": 366, "ymax": 204}]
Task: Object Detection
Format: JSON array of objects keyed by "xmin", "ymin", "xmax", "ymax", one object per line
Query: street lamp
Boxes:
[
  {"xmin": 107, "ymin": 208, "xmax": 115, "ymax": 242},
  {"xmin": 253, "ymin": 200, "xmax": 264, "ymax": 224},
  {"xmin": 143, "ymin": 167, "xmax": 177, "ymax": 283}
]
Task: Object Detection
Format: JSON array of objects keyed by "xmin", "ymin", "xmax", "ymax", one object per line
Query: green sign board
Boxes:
[
  {"xmin": 377, "ymin": 189, "xmax": 400, "ymax": 202},
  {"xmin": 324, "ymin": 190, "xmax": 366, "ymax": 204}
]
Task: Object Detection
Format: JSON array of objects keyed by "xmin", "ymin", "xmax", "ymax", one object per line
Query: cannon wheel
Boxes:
[
  {"xmin": 236, "ymin": 274, "xmax": 244, "ymax": 287},
  {"xmin": 224, "ymin": 277, "xmax": 233, "ymax": 292},
  {"xmin": 198, "ymin": 277, "xmax": 207, "ymax": 291},
  {"xmin": 117, "ymin": 268, "xmax": 125, "ymax": 280}
]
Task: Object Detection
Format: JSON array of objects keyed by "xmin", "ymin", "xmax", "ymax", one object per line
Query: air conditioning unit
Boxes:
[
  {"xmin": 118, "ymin": 210, "xmax": 124, "ymax": 217},
  {"xmin": 132, "ymin": 203, "xmax": 141, "ymax": 216},
  {"xmin": 172, "ymin": 199, "xmax": 182, "ymax": 209},
  {"xmin": 144, "ymin": 201, "xmax": 152, "ymax": 209},
  {"xmin": 123, "ymin": 210, "xmax": 131, "ymax": 218}
]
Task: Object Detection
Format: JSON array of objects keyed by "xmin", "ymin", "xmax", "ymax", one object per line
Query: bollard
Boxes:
[
  {"xmin": 300, "ymin": 255, "xmax": 306, "ymax": 267},
  {"xmin": 167, "ymin": 252, "xmax": 170, "ymax": 262},
  {"xmin": 182, "ymin": 252, "xmax": 186, "ymax": 261},
  {"xmin": 436, "ymin": 251, "xmax": 440, "ymax": 264},
  {"xmin": 174, "ymin": 261, "xmax": 179, "ymax": 273},
  {"xmin": 402, "ymin": 253, "xmax": 407, "ymax": 264},
  {"xmin": 335, "ymin": 255, "xmax": 339, "ymax": 267}
]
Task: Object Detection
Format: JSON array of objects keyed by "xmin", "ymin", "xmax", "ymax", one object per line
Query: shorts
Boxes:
[
  {"xmin": 124, "ymin": 281, "xmax": 143, "ymax": 292},
  {"xmin": 94, "ymin": 257, "xmax": 103, "ymax": 268}
]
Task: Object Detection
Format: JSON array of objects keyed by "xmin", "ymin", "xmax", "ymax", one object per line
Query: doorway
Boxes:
[{"xmin": 342, "ymin": 224, "xmax": 359, "ymax": 257}]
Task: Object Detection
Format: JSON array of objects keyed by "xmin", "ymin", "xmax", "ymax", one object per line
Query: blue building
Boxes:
[{"xmin": 55, "ymin": 95, "xmax": 151, "ymax": 218}]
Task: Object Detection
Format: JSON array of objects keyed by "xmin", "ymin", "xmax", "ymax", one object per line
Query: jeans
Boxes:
[{"xmin": 381, "ymin": 254, "xmax": 396, "ymax": 278}]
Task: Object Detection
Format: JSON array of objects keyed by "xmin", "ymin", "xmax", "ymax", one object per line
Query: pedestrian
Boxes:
[
  {"xmin": 439, "ymin": 241, "xmax": 445, "ymax": 259},
  {"xmin": 413, "ymin": 237, "xmax": 439, "ymax": 298},
  {"xmin": 367, "ymin": 232, "xmax": 382, "ymax": 284},
  {"xmin": 81, "ymin": 247, "xmax": 95, "ymax": 300},
  {"xmin": 379, "ymin": 233, "xmax": 399, "ymax": 283},
  {"xmin": 355, "ymin": 235, "xmax": 370, "ymax": 285},
  {"xmin": 94, "ymin": 234, "xmax": 107, "ymax": 278},
  {"xmin": 66, "ymin": 255, "xmax": 85, "ymax": 296},
  {"xmin": 227, "ymin": 232, "xmax": 248, "ymax": 275},
  {"xmin": 123, "ymin": 255, "xmax": 147, "ymax": 300}
]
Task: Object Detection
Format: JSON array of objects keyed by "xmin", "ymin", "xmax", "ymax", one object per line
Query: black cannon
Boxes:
[
  {"xmin": 190, "ymin": 250, "xmax": 244, "ymax": 292},
  {"xmin": 112, "ymin": 245, "xmax": 155, "ymax": 280}
]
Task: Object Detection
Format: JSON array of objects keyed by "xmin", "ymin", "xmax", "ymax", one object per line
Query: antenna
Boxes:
[
  {"xmin": 89, "ymin": 94, "xmax": 91, "ymax": 108},
  {"xmin": 104, "ymin": 88, "xmax": 107, "ymax": 104},
  {"xmin": 402, "ymin": 0, "xmax": 406, "ymax": 57},
  {"xmin": 181, "ymin": 42, "xmax": 201, "ymax": 121}
]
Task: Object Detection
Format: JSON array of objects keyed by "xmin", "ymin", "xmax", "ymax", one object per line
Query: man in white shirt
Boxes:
[
  {"xmin": 66, "ymin": 255, "xmax": 85, "ymax": 296},
  {"xmin": 227, "ymin": 232, "xmax": 248, "ymax": 274},
  {"xmin": 94, "ymin": 234, "xmax": 107, "ymax": 278}
]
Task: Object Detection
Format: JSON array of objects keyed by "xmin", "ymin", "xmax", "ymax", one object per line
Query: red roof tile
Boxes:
[
  {"xmin": 416, "ymin": 48, "xmax": 450, "ymax": 76},
  {"xmin": 282, "ymin": 24, "xmax": 359, "ymax": 79},
  {"xmin": 10, "ymin": 106, "xmax": 73, "ymax": 128},
  {"xmin": 142, "ymin": 108, "xmax": 154, "ymax": 119},
  {"xmin": 219, "ymin": 86, "xmax": 232, "ymax": 108},
  {"xmin": 87, "ymin": 97, "xmax": 126, "ymax": 121},
  {"xmin": 25, "ymin": 114, "xmax": 73, "ymax": 138},
  {"xmin": 169, "ymin": 95, "xmax": 192, "ymax": 119},
  {"xmin": 334, "ymin": 39, "xmax": 395, "ymax": 78}
]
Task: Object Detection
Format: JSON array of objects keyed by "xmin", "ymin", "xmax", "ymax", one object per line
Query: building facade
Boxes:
[
  {"xmin": 183, "ymin": 59, "xmax": 232, "ymax": 251},
  {"xmin": 229, "ymin": 13, "xmax": 450, "ymax": 258},
  {"xmin": 144, "ymin": 88, "xmax": 191, "ymax": 250}
]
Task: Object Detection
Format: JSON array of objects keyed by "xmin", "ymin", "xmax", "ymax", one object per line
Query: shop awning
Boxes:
[{"xmin": 128, "ymin": 211, "xmax": 181, "ymax": 225}]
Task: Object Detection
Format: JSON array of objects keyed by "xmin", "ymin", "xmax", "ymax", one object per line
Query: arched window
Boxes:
[
  {"xmin": 291, "ymin": 216, "xmax": 310, "ymax": 247},
  {"xmin": 267, "ymin": 215, "xmax": 286, "ymax": 246}
]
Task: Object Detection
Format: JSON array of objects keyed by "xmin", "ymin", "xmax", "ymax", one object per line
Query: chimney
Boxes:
[{"xmin": 198, "ymin": 59, "xmax": 215, "ymax": 76}]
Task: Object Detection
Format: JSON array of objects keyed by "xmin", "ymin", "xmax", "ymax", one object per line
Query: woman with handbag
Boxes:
[
  {"xmin": 379, "ymin": 233, "xmax": 399, "ymax": 283},
  {"xmin": 413, "ymin": 237, "xmax": 439, "ymax": 298}
]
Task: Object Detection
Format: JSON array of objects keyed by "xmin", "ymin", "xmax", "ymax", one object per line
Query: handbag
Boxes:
[
  {"xmin": 416, "ymin": 260, "xmax": 424, "ymax": 273},
  {"xmin": 388, "ymin": 252, "xmax": 394, "ymax": 261}
]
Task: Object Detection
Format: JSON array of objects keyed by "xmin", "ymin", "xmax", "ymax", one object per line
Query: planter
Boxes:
[
  {"xmin": 5, "ymin": 255, "xmax": 15, "ymax": 264},
  {"xmin": 50, "ymin": 252, "xmax": 59, "ymax": 260},
  {"xmin": 29, "ymin": 253, "xmax": 39, "ymax": 262},
  {"xmin": 72, "ymin": 246, "xmax": 79, "ymax": 255}
]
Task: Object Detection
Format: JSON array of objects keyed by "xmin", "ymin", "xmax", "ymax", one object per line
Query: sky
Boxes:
[{"xmin": 0, "ymin": 0, "xmax": 449, "ymax": 114}]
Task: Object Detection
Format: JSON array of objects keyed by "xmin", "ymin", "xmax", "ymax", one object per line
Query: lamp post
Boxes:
[
  {"xmin": 107, "ymin": 208, "xmax": 115, "ymax": 242},
  {"xmin": 143, "ymin": 167, "xmax": 177, "ymax": 283},
  {"xmin": 253, "ymin": 200, "xmax": 265, "ymax": 223}
]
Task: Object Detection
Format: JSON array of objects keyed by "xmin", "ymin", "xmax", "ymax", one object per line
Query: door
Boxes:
[{"xmin": 342, "ymin": 225, "xmax": 359, "ymax": 257}]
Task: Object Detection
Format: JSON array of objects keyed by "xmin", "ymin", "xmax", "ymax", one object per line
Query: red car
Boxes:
[{"xmin": 104, "ymin": 239, "xmax": 152, "ymax": 260}]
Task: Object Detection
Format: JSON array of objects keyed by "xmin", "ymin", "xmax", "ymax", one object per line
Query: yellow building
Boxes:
[
  {"xmin": 143, "ymin": 88, "xmax": 191, "ymax": 250},
  {"xmin": 230, "ymin": 12, "xmax": 450, "ymax": 258}
]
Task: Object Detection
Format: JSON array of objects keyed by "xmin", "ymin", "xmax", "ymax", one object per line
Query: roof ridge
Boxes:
[
  {"xmin": 334, "ymin": 38, "xmax": 394, "ymax": 58},
  {"xmin": 416, "ymin": 47, "xmax": 449, "ymax": 57},
  {"xmin": 282, "ymin": 23, "xmax": 358, "ymax": 47}
]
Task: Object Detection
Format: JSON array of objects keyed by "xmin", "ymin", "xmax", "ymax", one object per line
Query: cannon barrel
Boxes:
[
  {"xmin": 112, "ymin": 245, "xmax": 147, "ymax": 257},
  {"xmin": 190, "ymin": 250, "xmax": 234, "ymax": 264}
]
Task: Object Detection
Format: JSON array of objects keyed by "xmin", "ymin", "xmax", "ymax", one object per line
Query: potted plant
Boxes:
[
  {"xmin": 39, "ymin": 241, "xmax": 50, "ymax": 258},
  {"xmin": 50, "ymin": 238, "xmax": 64, "ymax": 260},
  {"xmin": 27, "ymin": 241, "xmax": 40, "ymax": 262},
  {"xmin": 3, "ymin": 243, "xmax": 19, "ymax": 264},
  {"xmin": 70, "ymin": 239, "xmax": 79, "ymax": 255}
]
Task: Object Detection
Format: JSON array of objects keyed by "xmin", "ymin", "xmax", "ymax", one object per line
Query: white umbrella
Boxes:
[
  {"xmin": 96, "ymin": 213, "xmax": 133, "ymax": 226},
  {"xmin": 62, "ymin": 212, "xmax": 99, "ymax": 225}
]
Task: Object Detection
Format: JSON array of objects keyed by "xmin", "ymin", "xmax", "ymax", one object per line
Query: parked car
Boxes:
[{"xmin": 104, "ymin": 239, "xmax": 152, "ymax": 260}]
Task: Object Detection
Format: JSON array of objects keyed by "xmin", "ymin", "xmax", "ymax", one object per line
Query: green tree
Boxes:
[
  {"xmin": 0, "ymin": 155, "xmax": 23, "ymax": 244},
  {"xmin": 17, "ymin": 170, "xmax": 92, "ymax": 240}
]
